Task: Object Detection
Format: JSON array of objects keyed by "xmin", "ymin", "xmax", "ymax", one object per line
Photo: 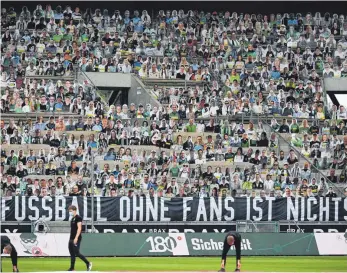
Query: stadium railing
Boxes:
[
  {"xmin": 261, "ymin": 117, "xmax": 343, "ymax": 196},
  {"xmin": 236, "ymin": 220, "xmax": 280, "ymax": 233},
  {"xmin": 4, "ymin": 219, "xmax": 342, "ymax": 233}
]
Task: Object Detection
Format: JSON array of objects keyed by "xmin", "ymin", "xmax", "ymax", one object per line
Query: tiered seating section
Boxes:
[{"xmin": 1, "ymin": 7, "xmax": 347, "ymax": 198}]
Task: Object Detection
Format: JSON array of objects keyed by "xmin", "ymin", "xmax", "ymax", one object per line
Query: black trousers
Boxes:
[
  {"xmin": 1, "ymin": 242, "xmax": 18, "ymax": 271},
  {"xmin": 68, "ymin": 239, "xmax": 89, "ymax": 269}
]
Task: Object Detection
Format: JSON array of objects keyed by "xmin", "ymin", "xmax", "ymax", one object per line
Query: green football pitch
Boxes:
[{"xmin": 1, "ymin": 256, "xmax": 346, "ymax": 272}]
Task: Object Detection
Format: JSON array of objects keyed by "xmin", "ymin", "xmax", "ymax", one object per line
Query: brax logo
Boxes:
[{"xmin": 287, "ymin": 229, "xmax": 305, "ymax": 233}]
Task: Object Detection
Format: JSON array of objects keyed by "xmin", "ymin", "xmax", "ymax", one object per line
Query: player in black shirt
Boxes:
[
  {"xmin": 1, "ymin": 235, "xmax": 19, "ymax": 272},
  {"xmin": 68, "ymin": 205, "xmax": 92, "ymax": 271},
  {"xmin": 218, "ymin": 231, "xmax": 242, "ymax": 272}
]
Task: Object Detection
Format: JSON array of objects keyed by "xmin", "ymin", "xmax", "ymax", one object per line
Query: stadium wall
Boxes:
[
  {"xmin": 1, "ymin": 233, "xmax": 346, "ymax": 257},
  {"xmin": 3, "ymin": 221, "xmax": 347, "ymax": 233},
  {"xmin": 81, "ymin": 73, "xmax": 160, "ymax": 107},
  {"xmin": 130, "ymin": 75, "xmax": 161, "ymax": 108},
  {"xmin": 324, "ymin": 78, "xmax": 347, "ymax": 92}
]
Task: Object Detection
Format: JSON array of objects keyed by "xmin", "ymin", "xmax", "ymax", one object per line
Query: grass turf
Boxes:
[{"xmin": 1, "ymin": 256, "xmax": 346, "ymax": 272}]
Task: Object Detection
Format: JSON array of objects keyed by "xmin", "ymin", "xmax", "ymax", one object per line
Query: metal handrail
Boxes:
[
  {"xmin": 285, "ymin": 220, "xmax": 302, "ymax": 231},
  {"xmin": 250, "ymin": 220, "xmax": 260, "ymax": 232},
  {"xmin": 262, "ymin": 118, "xmax": 344, "ymax": 197},
  {"xmin": 76, "ymin": 67, "xmax": 109, "ymax": 108}
]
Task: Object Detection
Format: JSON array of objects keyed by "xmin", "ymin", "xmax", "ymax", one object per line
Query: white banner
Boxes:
[
  {"xmin": 315, "ymin": 233, "xmax": 347, "ymax": 255},
  {"xmin": 144, "ymin": 233, "xmax": 189, "ymax": 256},
  {"xmin": 1, "ymin": 233, "xmax": 70, "ymax": 257},
  {"xmin": 169, "ymin": 233, "xmax": 189, "ymax": 256}
]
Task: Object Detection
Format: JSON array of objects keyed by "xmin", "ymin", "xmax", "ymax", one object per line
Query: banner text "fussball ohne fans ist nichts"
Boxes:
[{"xmin": 1, "ymin": 196, "xmax": 347, "ymax": 222}]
